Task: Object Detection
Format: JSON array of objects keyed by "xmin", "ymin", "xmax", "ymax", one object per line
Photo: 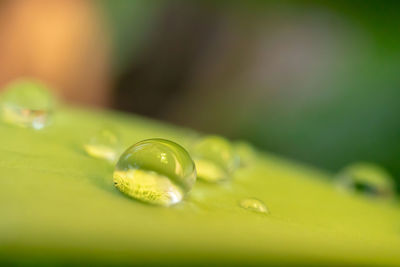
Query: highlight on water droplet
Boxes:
[
  {"xmin": 235, "ymin": 141, "xmax": 257, "ymax": 167},
  {"xmin": 84, "ymin": 128, "xmax": 121, "ymax": 162},
  {"xmin": 113, "ymin": 138, "xmax": 196, "ymax": 206},
  {"xmin": 239, "ymin": 197, "xmax": 269, "ymax": 214},
  {"xmin": 191, "ymin": 135, "xmax": 239, "ymax": 183},
  {"xmin": 0, "ymin": 78, "xmax": 55, "ymax": 129},
  {"xmin": 336, "ymin": 162, "xmax": 395, "ymax": 198}
]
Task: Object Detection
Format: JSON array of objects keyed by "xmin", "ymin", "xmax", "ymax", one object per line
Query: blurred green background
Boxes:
[{"xmin": 1, "ymin": 0, "xmax": 400, "ymax": 188}]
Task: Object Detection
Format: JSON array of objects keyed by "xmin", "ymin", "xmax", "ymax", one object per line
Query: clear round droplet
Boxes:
[
  {"xmin": 84, "ymin": 128, "xmax": 121, "ymax": 162},
  {"xmin": 235, "ymin": 141, "xmax": 256, "ymax": 167},
  {"xmin": 336, "ymin": 162, "xmax": 395, "ymax": 198},
  {"xmin": 0, "ymin": 79, "xmax": 55, "ymax": 129},
  {"xmin": 191, "ymin": 135, "xmax": 239, "ymax": 183},
  {"xmin": 239, "ymin": 198, "xmax": 269, "ymax": 214},
  {"xmin": 113, "ymin": 138, "xmax": 196, "ymax": 206}
]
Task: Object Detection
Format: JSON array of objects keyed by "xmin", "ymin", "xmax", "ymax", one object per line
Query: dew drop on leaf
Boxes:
[
  {"xmin": 234, "ymin": 141, "xmax": 257, "ymax": 167},
  {"xmin": 239, "ymin": 198, "xmax": 269, "ymax": 214},
  {"xmin": 0, "ymin": 78, "xmax": 55, "ymax": 130},
  {"xmin": 84, "ymin": 128, "xmax": 121, "ymax": 162},
  {"xmin": 336, "ymin": 162, "xmax": 395, "ymax": 198},
  {"xmin": 113, "ymin": 138, "xmax": 196, "ymax": 206},
  {"xmin": 191, "ymin": 135, "xmax": 239, "ymax": 183}
]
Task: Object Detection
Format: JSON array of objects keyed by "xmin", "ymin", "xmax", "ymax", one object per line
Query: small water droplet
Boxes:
[
  {"xmin": 0, "ymin": 79, "xmax": 55, "ymax": 129},
  {"xmin": 113, "ymin": 138, "xmax": 196, "ymax": 206},
  {"xmin": 239, "ymin": 198, "xmax": 269, "ymax": 214},
  {"xmin": 235, "ymin": 141, "xmax": 256, "ymax": 167},
  {"xmin": 84, "ymin": 128, "xmax": 121, "ymax": 162},
  {"xmin": 191, "ymin": 135, "xmax": 239, "ymax": 183},
  {"xmin": 336, "ymin": 162, "xmax": 395, "ymax": 198}
]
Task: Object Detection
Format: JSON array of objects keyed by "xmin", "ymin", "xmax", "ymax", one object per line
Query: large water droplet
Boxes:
[
  {"xmin": 0, "ymin": 79, "xmax": 55, "ymax": 129},
  {"xmin": 191, "ymin": 135, "xmax": 239, "ymax": 183},
  {"xmin": 239, "ymin": 198, "xmax": 269, "ymax": 214},
  {"xmin": 336, "ymin": 162, "xmax": 395, "ymax": 198},
  {"xmin": 84, "ymin": 128, "xmax": 121, "ymax": 162},
  {"xmin": 113, "ymin": 138, "xmax": 196, "ymax": 206}
]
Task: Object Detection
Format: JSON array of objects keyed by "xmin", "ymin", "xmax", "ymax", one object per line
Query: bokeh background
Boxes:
[{"xmin": 1, "ymin": 0, "xmax": 400, "ymax": 187}]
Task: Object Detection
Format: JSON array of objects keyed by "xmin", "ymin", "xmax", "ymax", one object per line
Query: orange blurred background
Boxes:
[{"xmin": 0, "ymin": 0, "xmax": 111, "ymax": 106}]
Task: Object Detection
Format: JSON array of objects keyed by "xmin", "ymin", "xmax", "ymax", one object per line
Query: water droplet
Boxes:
[
  {"xmin": 113, "ymin": 138, "xmax": 196, "ymax": 206},
  {"xmin": 191, "ymin": 135, "xmax": 238, "ymax": 183},
  {"xmin": 235, "ymin": 141, "xmax": 256, "ymax": 167},
  {"xmin": 84, "ymin": 128, "xmax": 121, "ymax": 162},
  {"xmin": 336, "ymin": 162, "xmax": 395, "ymax": 198},
  {"xmin": 0, "ymin": 79, "xmax": 55, "ymax": 129},
  {"xmin": 239, "ymin": 198, "xmax": 269, "ymax": 214}
]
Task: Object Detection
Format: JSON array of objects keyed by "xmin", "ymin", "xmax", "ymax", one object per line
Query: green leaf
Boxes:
[{"xmin": 1, "ymin": 107, "xmax": 400, "ymax": 266}]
